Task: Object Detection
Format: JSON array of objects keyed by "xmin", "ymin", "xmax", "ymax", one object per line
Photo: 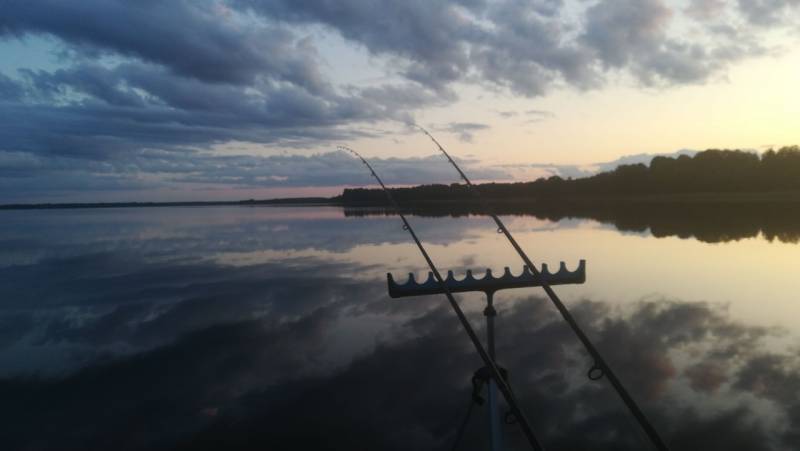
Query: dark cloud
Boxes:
[
  {"xmin": 526, "ymin": 109, "xmax": 555, "ymax": 118},
  {"xmin": 528, "ymin": 0, "xmax": 565, "ymax": 18},
  {"xmin": 436, "ymin": 122, "xmax": 491, "ymax": 143},
  {"xmin": 1, "ymin": 2, "xmax": 454, "ymax": 199},
  {"xmin": 233, "ymin": 0, "xmax": 593, "ymax": 95},
  {"xmin": 580, "ymin": 0, "xmax": 763, "ymax": 86},
  {"xmin": 685, "ymin": 361, "xmax": 728, "ymax": 393},
  {"xmin": 0, "ymin": 313, "xmax": 34, "ymax": 349},
  {"xmin": 496, "ymin": 109, "xmax": 555, "ymax": 123},
  {"xmin": 582, "ymin": 0, "xmax": 672, "ymax": 70},
  {"xmin": 1, "ymin": 0, "xmax": 796, "ymax": 200},
  {"xmin": 496, "ymin": 110, "xmax": 518, "ymax": 118},
  {"xmin": 524, "ymin": 109, "xmax": 556, "ymax": 123},
  {"xmin": 474, "ymin": 0, "xmax": 598, "ymax": 94},
  {"xmin": 685, "ymin": 0, "xmax": 728, "ymax": 19},
  {"xmin": 0, "ymin": 0, "xmax": 326, "ymax": 88},
  {"xmin": 736, "ymin": 0, "xmax": 800, "ymax": 26},
  {"xmin": 3, "ymin": 0, "xmax": 790, "ymax": 102},
  {"xmin": 0, "ymin": 72, "xmax": 23, "ymax": 100},
  {"xmin": 0, "ymin": 49, "xmax": 461, "ymax": 202},
  {"xmin": 233, "ymin": 0, "xmax": 482, "ymax": 91},
  {"xmin": 5, "ymin": 62, "xmax": 440, "ymax": 159},
  {"xmin": 236, "ymin": 0, "xmax": 780, "ymax": 93},
  {"xmin": 0, "ymin": 149, "xmax": 511, "ymax": 202}
]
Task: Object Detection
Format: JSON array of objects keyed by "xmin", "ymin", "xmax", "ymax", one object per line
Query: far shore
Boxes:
[{"xmin": 4, "ymin": 191, "xmax": 800, "ymax": 211}]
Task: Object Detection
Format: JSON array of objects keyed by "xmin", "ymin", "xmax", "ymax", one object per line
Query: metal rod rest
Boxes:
[
  {"xmin": 388, "ymin": 262, "xmax": 585, "ymax": 298},
  {"xmin": 485, "ymin": 292, "xmax": 502, "ymax": 451}
]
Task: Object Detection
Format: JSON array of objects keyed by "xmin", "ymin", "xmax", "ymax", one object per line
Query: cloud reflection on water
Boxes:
[
  {"xmin": 0, "ymin": 207, "xmax": 485, "ymax": 268},
  {"xmin": 0, "ymin": 253, "xmax": 798, "ymax": 450},
  {"xmin": 1, "ymin": 206, "xmax": 800, "ymax": 450}
]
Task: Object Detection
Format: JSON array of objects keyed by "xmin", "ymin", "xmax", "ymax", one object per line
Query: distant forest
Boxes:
[{"xmin": 339, "ymin": 146, "xmax": 800, "ymax": 204}]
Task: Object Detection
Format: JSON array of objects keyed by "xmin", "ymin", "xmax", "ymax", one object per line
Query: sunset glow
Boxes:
[{"xmin": 2, "ymin": 1, "xmax": 799, "ymax": 202}]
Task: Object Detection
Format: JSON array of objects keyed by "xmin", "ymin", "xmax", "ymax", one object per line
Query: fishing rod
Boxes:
[
  {"xmin": 415, "ymin": 127, "xmax": 670, "ymax": 451},
  {"xmin": 338, "ymin": 145, "xmax": 546, "ymax": 451}
]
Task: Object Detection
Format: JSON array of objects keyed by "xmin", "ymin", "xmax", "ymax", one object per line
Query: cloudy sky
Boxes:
[{"xmin": 1, "ymin": 0, "xmax": 799, "ymax": 203}]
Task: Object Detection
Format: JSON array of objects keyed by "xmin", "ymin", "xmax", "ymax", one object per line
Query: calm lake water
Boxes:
[{"xmin": 1, "ymin": 205, "xmax": 798, "ymax": 450}]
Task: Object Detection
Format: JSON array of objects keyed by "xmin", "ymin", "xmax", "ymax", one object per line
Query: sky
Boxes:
[{"xmin": 0, "ymin": 0, "xmax": 799, "ymax": 203}]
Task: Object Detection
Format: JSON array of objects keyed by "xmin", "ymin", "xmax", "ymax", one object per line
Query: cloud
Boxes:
[
  {"xmin": 1, "ymin": 0, "xmax": 797, "ymax": 200},
  {"xmin": 3, "ymin": 289, "xmax": 800, "ymax": 449},
  {"xmin": 4, "ymin": 62, "xmax": 442, "ymax": 160},
  {"xmin": 0, "ymin": 149, "xmax": 511, "ymax": 202},
  {"xmin": 0, "ymin": 72, "xmax": 23, "ymax": 100},
  {"xmin": 494, "ymin": 109, "xmax": 555, "ymax": 123},
  {"xmin": 153, "ymin": 150, "xmax": 509, "ymax": 187},
  {"xmin": 232, "ymin": 0, "xmax": 481, "ymax": 91},
  {"xmin": 0, "ymin": 56, "xmax": 463, "ymax": 201},
  {"xmin": 580, "ymin": 0, "xmax": 769, "ymax": 86},
  {"xmin": 0, "ymin": 0, "xmax": 326, "ymax": 88},
  {"xmin": 524, "ymin": 109, "xmax": 557, "ymax": 123},
  {"xmin": 685, "ymin": 0, "xmax": 728, "ymax": 19},
  {"xmin": 436, "ymin": 122, "xmax": 491, "ymax": 142},
  {"xmin": 582, "ymin": 0, "xmax": 673, "ymax": 70},
  {"xmin": 237, "ymin": 0, "xmax": 784, "ymax": 92},
  {"xmin": 736, "ymin": 0, "xmax": 800, "ymax": 26},
  {"xmin": 685, "ymin": 361, "xmax": 729, "ymax": 392},
  {"xmin": 3, "ymin": 0, "xmax": 791, "ymax": 105}
]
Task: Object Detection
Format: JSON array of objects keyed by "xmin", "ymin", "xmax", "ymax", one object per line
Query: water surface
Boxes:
[{"xmin": 0, "ymin": 205, "xmax": 798, "ymax": 450}]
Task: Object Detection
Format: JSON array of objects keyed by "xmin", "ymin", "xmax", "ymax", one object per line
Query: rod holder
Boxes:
[{"xmin": 388, "ymin": 260, "xmax": 586, "ymax": 298}]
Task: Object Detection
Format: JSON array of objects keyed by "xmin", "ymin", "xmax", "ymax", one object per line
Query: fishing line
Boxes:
[
  {"xmin": 414, "ymin": 127, "xmax": 670, "ymax": 451},
  {"xmin": 339, "ymin": 145, "xmax": 546, "ymax": 451}
]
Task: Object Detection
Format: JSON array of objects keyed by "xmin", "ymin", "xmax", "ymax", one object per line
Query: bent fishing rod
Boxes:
[
  {"xmin": 339, "ymin": 145, "xmax": 546, "ymax": 451},
  {"xmin": 416, "ymin": 127, "xmax": 670, "ymax": 451}
]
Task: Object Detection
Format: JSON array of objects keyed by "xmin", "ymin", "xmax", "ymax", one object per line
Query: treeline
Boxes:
[{"xmin": 339, "ymin": 147, "xmax": 800, "ymax": 204}]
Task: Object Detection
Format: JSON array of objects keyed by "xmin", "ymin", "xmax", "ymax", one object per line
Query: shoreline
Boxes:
[{"xmin": 4, "ymin": 191, "xmax": 800, "ymax": 211}]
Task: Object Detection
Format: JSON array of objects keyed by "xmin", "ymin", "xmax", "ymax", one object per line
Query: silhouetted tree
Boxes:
[{"xmin": 340, "ymin": 147, "xmax": 800, "ymax": 204}]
